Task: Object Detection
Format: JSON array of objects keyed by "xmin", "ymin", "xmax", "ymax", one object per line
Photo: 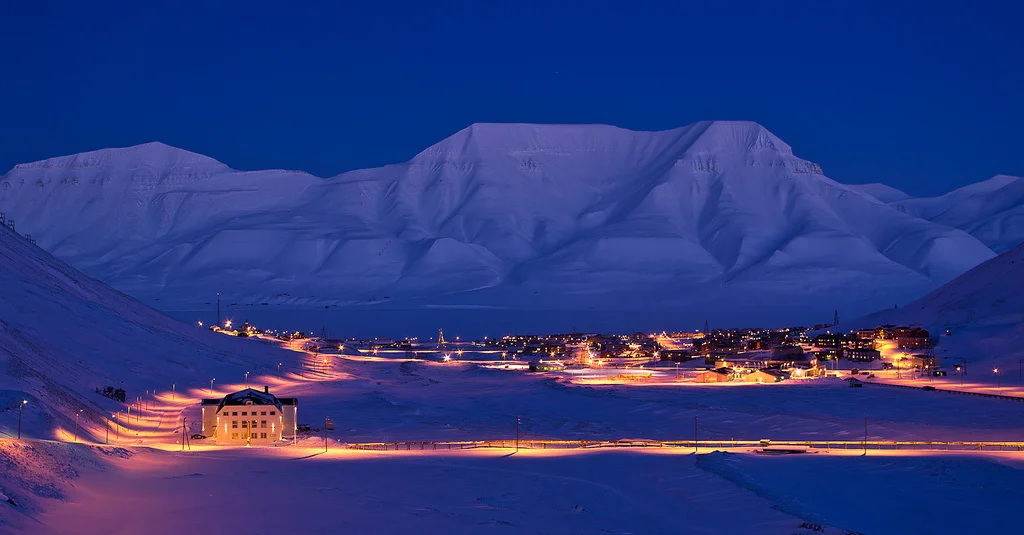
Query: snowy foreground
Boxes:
[{"xmin": 4, "ymin": 351, "xmax": 1024, "ymax": 535}]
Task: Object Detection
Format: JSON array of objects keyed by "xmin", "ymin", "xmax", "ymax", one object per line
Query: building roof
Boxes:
[{"xmin": 209, "ymin": 388, "xmax": 297, "ymax": 413}]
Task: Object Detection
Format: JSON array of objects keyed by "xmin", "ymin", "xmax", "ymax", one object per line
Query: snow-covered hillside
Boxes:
[
  {"xmin": 0, "ymin": 121, "xmax": 1014, "ymax": 321},
  {"xmin": 0, "ymin": 221, "xmax": 290, "ymax": 441},
  {"xmin": 855, "ymin": 241, "xmax": 1024, "ymax": 373}
]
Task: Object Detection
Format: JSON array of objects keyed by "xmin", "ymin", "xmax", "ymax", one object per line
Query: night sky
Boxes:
[{"xmin": 1, "ymin": 1, "xmax": 1020, "ymax": 196}]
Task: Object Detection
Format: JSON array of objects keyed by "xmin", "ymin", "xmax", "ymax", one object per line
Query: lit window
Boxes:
[{"xmin": 231, "ymin": 433, "xmax": 238, "ymax": 439}]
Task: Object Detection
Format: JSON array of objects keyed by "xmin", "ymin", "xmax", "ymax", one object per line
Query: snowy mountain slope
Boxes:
[
  {"xmin": 889, "ymin": 175, "xmax": 1024, "ymax": 253},
  {"xmin": 859, "ymin": 241, "xmax": 1024, "ymax": 328},
  {"xmin": 0, "ymin": 122, "xmax": 1006, "ymax": 320},
  {"xmin": 0, "ymin": 221, "xmax": 290, "ymax": 440},
  {"xmin": 854, "ymin": 241, "xmax": 1024, "ymax": 372}
]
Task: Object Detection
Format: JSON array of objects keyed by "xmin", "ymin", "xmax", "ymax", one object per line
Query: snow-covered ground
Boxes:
[
  {"xmin": 2, "ymin": 121, "xmax": 1016, "ymax": 324},
  {"xmin": 7, "ymin": 352, "xmax": 1024, "ymax": 535}
]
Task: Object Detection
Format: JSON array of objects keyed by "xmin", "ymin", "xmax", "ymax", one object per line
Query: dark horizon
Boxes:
[{"xmin": 2, "ymin": 1, "xmax": 1021, "ymax": 197}]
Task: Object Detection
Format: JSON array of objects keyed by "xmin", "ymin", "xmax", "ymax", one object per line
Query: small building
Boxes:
[
  {"xmin": 201, "ymin": 386, "xmax": 298, "ymax": 445},
  {"xmin": 743, "ymin": 370, "xmax": 784, "ymax": 383},
  {"xmin": 897, "ymin": 328, "xmax": 932, "ymax": 350},
  {"xmin": 845, "ymin": 348, "xmax": 881, "ymax": 362},
  {"xmin": 696, "ymin": 368, "xmax": 733, "ymax": 383}
]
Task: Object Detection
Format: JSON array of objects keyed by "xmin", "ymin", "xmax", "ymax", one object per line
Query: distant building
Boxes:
[
  {"xmin": 743, "ymin": 370, "xmax": 784, "ymax": 383},
  {"xmin": 896, "ymin": 328, "xmax": 932, "ymax": 350},
  {"xmin": 845, "ymin": 348, "xmax": 881, "ymax": 362},
  {"xmin": 856, "ymin": 329, "xmax": 877, "ymax": 340},
  {"xmin": 201, "ymin": 386, "xmax": 298, "ymax": 445},
  {"xmin": 696, "ymin": 368, "xmax": 733, "ymax": 383}
]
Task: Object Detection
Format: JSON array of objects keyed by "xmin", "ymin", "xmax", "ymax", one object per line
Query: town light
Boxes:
[{"xmin": 225, "ymin": 320, "xmax": 232, "ymax": 329}]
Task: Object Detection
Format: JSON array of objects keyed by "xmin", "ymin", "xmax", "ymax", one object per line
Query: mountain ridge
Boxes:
[{"xmin": 1, "ymin": 121, "xmax": 1018, "ymax": 323}]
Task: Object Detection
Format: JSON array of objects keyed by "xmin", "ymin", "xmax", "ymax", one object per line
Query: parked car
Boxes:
[
  {"xmin": 867, "ymin": 374, "xmax": 876, "ymax": 379},
  {"xmin": 922, "ymin": 385, "xmax": 937, "ymax": 391},
  {"xmin": 190, "ymin": 434, "xmax": 206, "ymax": 440}
]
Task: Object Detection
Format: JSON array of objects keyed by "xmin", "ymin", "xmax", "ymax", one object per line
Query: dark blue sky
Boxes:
[{"xmin": 1, "ymin": 1, "xmax": 1020, "ymax": 196}]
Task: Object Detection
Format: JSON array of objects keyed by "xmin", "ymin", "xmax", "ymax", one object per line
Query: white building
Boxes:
[{"xmin": 201, "ymin": 386, "xmax": 297, "ymax": 445}]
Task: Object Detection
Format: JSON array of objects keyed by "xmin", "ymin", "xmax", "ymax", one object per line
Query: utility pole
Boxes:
[
  {"xmin": 115, "ymin": 411, "xmax": 120, "ymax": 440},
  {"xmin": 324, "ymin": 416, "xmax": 328, "ymax": 453},
  {"xmin": 216, "ymin": 292, "xmax": 221, "ymax": 327},
  {"xmin": 694, "ymin": 413, "xmax": 699, "ymax": 454}
]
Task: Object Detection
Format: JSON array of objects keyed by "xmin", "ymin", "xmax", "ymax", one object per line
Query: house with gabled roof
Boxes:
[{"xmin": 201, "ymin": 386, "xmax": 298, "ymax": 445}]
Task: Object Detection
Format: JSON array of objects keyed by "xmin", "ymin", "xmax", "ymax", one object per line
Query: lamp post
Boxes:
[
  {"xmin": 106, "ymin": 414, "xmax": 111, "ymax": 444},
  {"xmin": 17, "ymin": 400, "xmax": 27, "ymax": 439},
  {"xmin": 115, "ymin": 411, "xmax": 120, "ymax": 440},
  {"xmin": 74, "ymin": 409, "xmax": 83, "ymax": 442},
  {"xmin": 994, "ymin": 368, "xmax": 1001, "ymax": 391},
  {"xmin": 515, "ymin": 416, "xmax": 521, "ymax": 452},
  {"xmin": 863, "ymin": 414, "xmax": 868, "ymax": 455},
  {"xmin": 278, "ymin": 362, "xmax": 282, "ymax": 374},
  {"xmin": 210, "ymin": 378, "xmax": 216, "ymax": 394},
  {"xmin": 245, "ymin": 371, "xmax": 250, "ymax": 387},
  {"xmin": 172, "ymin": 383, "xmax": 175, "ymax": 402}
]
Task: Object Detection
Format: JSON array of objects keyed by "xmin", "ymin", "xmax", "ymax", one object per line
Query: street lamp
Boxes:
[
  {"xmin": 225, "ymin": 319, "xmax": 232, "ymax": 329},
  {"xmin": 107, "ymin": 414, "xmax": 112, "ymax": 444},
  {"xmin": 515, "ymin": 416, "xmax": 521, "ymax": 452},
  {"xmin": 74, "ymin": 409, "xmax": 83, "ymax": 442},
  {"xmin": 994, "ymin": 368, "xmax": 1001, "ymax": 391},
  {"xmin": 210, "ymin": 378, "xmax": 216, "ymax": 394},
  {"xmin": 17, "ymin": 400, "xmax": 27, "ymax": 439},
  {"xmin": 197, "ymin": 321, "xmax": 203, "ymax": 330},
  {"xmin": 278, "ymin": 362, "xmax": 282, "ymax": 373},
  {"xmin": 245, "ymin": 371, "xmax": 250, "ymax": 387}
]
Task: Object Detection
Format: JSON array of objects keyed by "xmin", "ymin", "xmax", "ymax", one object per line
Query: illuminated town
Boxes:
[{"xmin": 2, "ymin": 5, "xmax": 1023, "ymax": 535}]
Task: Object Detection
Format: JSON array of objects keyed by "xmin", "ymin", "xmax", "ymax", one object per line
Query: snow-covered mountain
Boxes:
[
  {"xmin": 0, "ymin": 121, "xmax": 1014, "ymax": 321},
  {"xmin": 887, "ymin": 175, "xmax": 1024, "ymax": 254}
]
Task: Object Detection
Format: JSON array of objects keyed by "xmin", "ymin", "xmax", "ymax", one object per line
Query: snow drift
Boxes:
[{"xmin": 0, "ymin": 121, "xmax": 1014, "ymax": 321}]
